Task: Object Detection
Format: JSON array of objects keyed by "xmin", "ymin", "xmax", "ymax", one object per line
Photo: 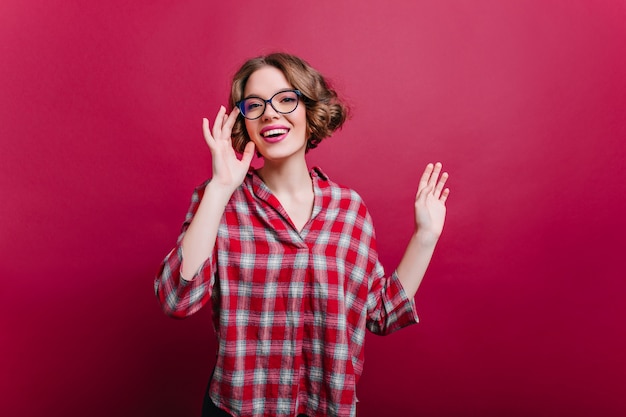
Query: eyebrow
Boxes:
[{"xmin": 242, "ymin": 88, "xmax": 294, "ymax": 101}]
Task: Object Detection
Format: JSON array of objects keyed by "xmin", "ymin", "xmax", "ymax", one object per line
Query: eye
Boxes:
[
  {"xmin": 245, "ymin": 100, "xmax": 263, "ymax": 111},
  {"xmin": 276, "ymin": 92, "xmax": 297, "ymax": 103}
]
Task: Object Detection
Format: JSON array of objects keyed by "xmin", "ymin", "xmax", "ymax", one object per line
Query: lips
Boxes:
[{"xmin": 260, "ymin": 125, "xmax": 290, "ymax": 143}]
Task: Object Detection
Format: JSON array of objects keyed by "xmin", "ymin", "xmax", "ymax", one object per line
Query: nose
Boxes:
[{"xmin": 261, "ymin": 101, "xmax": 280, "ymax": 120}]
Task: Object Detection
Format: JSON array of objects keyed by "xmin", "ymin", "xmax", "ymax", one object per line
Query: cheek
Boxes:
[
  {"xmin": 244, "ymin": 120, "xmax": 256, "ymax": 138},
  {"xmin": 295, "ymin": 107, "xmax": 308, "ymax": 131}
]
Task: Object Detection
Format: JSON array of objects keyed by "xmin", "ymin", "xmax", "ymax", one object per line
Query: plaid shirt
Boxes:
[{"xmin": 155, "ymin": 167, "xmax": 418, "ymax": 417}]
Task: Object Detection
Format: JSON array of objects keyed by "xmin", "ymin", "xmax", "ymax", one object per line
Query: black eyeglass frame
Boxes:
[{"xmin": 236, "ymin": 89, "xmax": 303, "ymax": 120}]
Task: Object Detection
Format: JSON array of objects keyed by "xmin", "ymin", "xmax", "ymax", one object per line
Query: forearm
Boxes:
[
  {"xmin": 180, "ymin": 182, "xmax": 232, "ymax": 279},
  {"xmin": 395, "ymin": 230, "xmax": 440, "ymax": 300}
]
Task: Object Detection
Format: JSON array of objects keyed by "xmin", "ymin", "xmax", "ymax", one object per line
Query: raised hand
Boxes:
[
  {"xmin": 202, "ymin": 106, "xmax": 255, "ymax": 193},
  {"xmin": 414, "ymin": 162, "xmax": 450, "ymax": 244}
]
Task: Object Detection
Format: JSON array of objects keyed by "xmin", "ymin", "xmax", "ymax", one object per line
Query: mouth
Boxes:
[{"xmin": 260, "ymin": 127, "xmax": 290, "ymax": 143}]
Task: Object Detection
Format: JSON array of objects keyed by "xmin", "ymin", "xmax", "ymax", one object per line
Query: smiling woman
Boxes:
[
  {"xmin": 154, "ymin": 52, "xmax": 449, "ymax": 417},
  {"xmin": 3, "ymin": 1, "xmax": 626, "ymax": 416}
]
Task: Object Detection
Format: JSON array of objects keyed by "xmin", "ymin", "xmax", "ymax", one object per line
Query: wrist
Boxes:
[
  {"xmin": 412, "ymin": 229, "xmax": 440, "ymax": 247},
  {"xmin": 205, "ymin": 181, "xmax": 237, "ymax": 204}
]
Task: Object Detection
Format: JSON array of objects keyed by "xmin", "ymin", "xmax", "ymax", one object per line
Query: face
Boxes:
[{"xmin": 242, "ymin": 66, "xmax": 307, "ymax": 163}]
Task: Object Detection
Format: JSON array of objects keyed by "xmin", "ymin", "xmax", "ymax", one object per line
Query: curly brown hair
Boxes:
[{"xmin": 229, "ymin": 53, "xmax": 349, "ymax": 153}]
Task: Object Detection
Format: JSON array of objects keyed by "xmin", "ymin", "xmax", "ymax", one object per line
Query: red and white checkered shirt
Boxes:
[{"xmin": 155, "ymin": 167, "xmax": 418, "ymax": 417}]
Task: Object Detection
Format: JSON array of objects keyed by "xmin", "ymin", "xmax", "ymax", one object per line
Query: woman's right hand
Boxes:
[{"xmin": 202, "ymin": 106, "xmax": 256, "ymax": 193}]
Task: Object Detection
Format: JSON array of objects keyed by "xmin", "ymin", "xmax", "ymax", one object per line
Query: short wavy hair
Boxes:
[{"xmin": 229, "ymin": 53, "xmax": 349, "ymax": 153}]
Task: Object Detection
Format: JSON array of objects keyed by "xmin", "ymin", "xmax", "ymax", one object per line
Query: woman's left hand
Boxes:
[{"xmin": 414, "ymin": 162, "xmax": 450, "ymax": 244}]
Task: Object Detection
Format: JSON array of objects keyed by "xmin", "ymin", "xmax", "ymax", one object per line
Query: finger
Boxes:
[
  {"xmin": 222, "ymin": 107, "xmax": 240, "ymax": 136},
  {"xmin": 240, "ymin": 140, "xmax": 256, "ymax": 167},
  {"xmin": 202, "ymin": 118, "xmax": 215, "ymax": 148},
  {"xmin": 416, "ymin": 184, "xmax": 434, "ymax": 202},
  {"xmin": 212, "ymin": 106, "xmax": 226, "ymax": 140},
  {"xmin": 417, "ymin": 163, "xmax": 434, "ymax": 194},
  {"xmin": 434, "ymin": 171, "xmax": 449, "ymax": 199},
  {"xmin": 440, "ymin": 188, "xmax": 450, "ymax": 204},
  {"xmin": 428, "ymin": 162, "xmax": 443, "ymax": 190}
]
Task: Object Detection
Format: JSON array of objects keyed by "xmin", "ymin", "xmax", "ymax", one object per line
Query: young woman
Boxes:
[{"xmin": 155, "ymin": 53, "xmax": 450, "ymax": 417}]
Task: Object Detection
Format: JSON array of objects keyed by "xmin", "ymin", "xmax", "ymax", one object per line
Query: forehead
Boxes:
[{"xmin": 243, "ymin": 66, "xmax": 292, "ymax": 97}]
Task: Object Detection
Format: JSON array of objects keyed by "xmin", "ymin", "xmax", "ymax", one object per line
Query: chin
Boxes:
[{"xmin": 256, "ymin": 141, "xmax": 307, "ymax": 162}]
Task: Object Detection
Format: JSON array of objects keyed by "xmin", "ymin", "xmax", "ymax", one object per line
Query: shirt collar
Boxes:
[{"xmin": 247, "ymin": 166, "xmax": 330, "ymax": 194}]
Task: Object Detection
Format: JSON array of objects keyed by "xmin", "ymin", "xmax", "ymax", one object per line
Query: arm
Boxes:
[
  {"xmin": 154, "ymin": 106, "xmax": 255, "ymax": 317},
  {"xmin": 396, "ymin": 162, "xmax": 450, "ymax": 299},
  {"xmin": 364, "ymin": 163, "xmax": 448, "ymax": 333},
  {"xmin": 181, "ymin": 106, "xmax": 255, "ymax": 279}
]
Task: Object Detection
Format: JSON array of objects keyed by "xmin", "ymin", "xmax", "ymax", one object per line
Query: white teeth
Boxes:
[{"xmin": 262, "ymin": 129, "xmax": 288, "ymax": 137}]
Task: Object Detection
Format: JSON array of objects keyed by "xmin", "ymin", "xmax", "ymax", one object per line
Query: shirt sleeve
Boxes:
[
  {"xmin": 366, "ymin": 264, "xmax": 419, "ymax": 335},
  {"xmin": 154, "ymin": 182, "xmax": 217, "ymax": 319},
  {"xmin": 358, "ymin": 202, "xmax": 419, "ymax": 335}
]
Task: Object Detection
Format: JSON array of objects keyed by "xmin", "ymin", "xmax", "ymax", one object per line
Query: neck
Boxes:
[{"xmin": 257, "ymin": 155, "xmax": 311, "ymax": 196}]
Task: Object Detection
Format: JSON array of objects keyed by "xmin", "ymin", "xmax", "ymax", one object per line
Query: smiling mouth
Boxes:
[{"xmin": 262, "ymin": 128, "xmax": 289, "ymax": 139}]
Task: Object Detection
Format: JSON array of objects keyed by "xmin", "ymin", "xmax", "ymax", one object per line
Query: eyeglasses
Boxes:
[{"xmin": 236, "ymin": 89, "xmax": 302, "ymax": 120}]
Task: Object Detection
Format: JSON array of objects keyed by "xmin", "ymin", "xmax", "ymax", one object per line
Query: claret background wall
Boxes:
[{"xmin": 2, "ymin": 1, "xmax": 625, "ymax": 416}]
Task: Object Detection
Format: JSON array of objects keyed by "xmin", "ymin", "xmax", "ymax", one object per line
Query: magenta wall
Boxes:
[{"xmin": 2, "ymin": 1, "xmax": 625, "ymax": 416}]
